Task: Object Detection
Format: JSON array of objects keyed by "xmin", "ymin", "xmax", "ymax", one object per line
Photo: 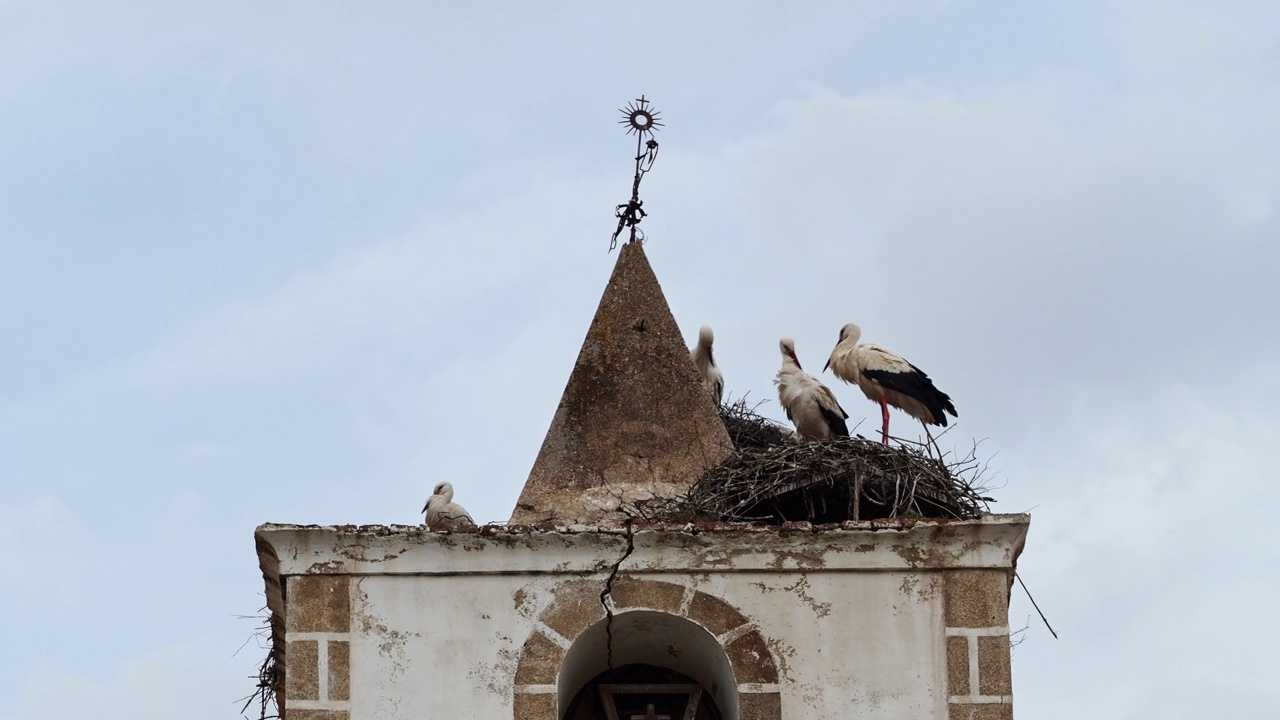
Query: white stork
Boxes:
[
  {"xmin": 824, "ymin": 322, "xmax": 957, "ymax": 445},
  {"xmin": 422, "ymin": 481, "xmax": 476, "ymax": 531},
  {"xmin": 775, "ymin": 337, "xmax": 850, "ymax": 440},
  {"xmin": 690, "ymin": 324, "xmax": 725, "ymax": 405}
]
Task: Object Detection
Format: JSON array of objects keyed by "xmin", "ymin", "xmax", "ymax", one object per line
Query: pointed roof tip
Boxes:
[{"xmin": 510, "ymin": 242, "xmax": 733, "ymax": 526}]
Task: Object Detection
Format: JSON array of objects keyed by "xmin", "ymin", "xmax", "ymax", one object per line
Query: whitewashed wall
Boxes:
[{"xmin": 259, "ymin": 515, "xmax": 1027, "ymax": 719}]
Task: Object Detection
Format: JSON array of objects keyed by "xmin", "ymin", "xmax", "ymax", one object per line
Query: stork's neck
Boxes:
[
  {"xmin": 833, "ymin": 336, "xmax": 861, "ymax": 362},
  {"xmin": 840, "ymin": 326, "xmax": 863, "ymax": 349},
  {"xmin": 692, "ymin": 342, "xmax": 715, "ymax": 371}
]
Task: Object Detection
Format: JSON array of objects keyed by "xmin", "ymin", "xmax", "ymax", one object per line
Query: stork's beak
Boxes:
[
  {"xmin": 421, "ymin": 501, "xmax": 430, "ymax": 514},
  {"xmin": 823, "ymin": 359, "xmax": 831, "ymax": 373}
]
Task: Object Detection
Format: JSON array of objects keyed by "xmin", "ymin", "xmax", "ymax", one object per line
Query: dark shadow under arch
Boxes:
[
  {"xmin": 562, "ymin": 663, "xmax": 722, "ymax": 720},
  {"xmin": 558, "ymin": 610, "xmax": 740, "ymax": 720}
]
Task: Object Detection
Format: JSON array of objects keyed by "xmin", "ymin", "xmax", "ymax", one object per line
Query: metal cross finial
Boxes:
[{"xmin": 610, "ymin": 96, "xmax": 663, "ymax": 251}]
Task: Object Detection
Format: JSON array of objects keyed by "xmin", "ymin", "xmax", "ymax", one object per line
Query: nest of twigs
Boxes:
[
  {"xmin": 628, "ymin": 399, "xmax": 993, "ymax": 524},
  {"xmin": 238, "ymin": 608, "xmax": 280, "ymax": 720},
  {"xmin": 718, "ymin": 397, "xmax": 797, "ymax": 450}
]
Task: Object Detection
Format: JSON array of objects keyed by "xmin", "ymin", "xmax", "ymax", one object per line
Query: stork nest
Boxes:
[
  {"xmin": 626, "ymin": 399, "xmax": 994, "ymax": 524},
  {"xmin": 238, "ymin": 608, "xmax": 280, "ymax": 720},
  {"xmin": 718, "ymin": 396, "xmax": 798, "ymax": 450}
]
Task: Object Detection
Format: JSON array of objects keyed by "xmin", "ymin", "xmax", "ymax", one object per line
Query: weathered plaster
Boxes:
[
  {"xmin": 260, "ymin": 514, "xmax": 1028, "ymax": 576},
  {"xmin": 256, "ymin": 515, "xmax": 1028, "ymax": 719}
]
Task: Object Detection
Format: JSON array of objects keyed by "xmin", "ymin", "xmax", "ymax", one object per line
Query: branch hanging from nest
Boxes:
[{"xmin": 236, "ymin": 608, "xmax": 280, "ymax": 720}]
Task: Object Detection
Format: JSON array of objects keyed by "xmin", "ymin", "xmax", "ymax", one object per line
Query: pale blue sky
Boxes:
[{"xmin": 3, "ymin": 1, "xmax": 1278, "ymax": 718}]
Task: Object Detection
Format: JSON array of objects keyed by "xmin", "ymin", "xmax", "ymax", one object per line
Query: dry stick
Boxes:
[
  {"xmin": 1009, "ymin": 616, "xmax": 1032, "ymax": 651},
  {"xmin": 892, "ymin": 466, "xmax": 903, "ymax": 516},
  {"xmin": 853, "ymin": 460, "xmax": 863, "ymax": 521},
  {"xmin": 1015, "ymin": 572, "xmax": 1059, "ymax": 639},
  {"xmin": 923, "ymin": 422, "xmax": 944, "ymax": 461},
  {"xmin": 685, "ymin": 418, "xmax": 987, "ymax": 524}
]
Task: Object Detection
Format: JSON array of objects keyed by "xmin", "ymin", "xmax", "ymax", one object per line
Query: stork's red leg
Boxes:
[{"xmin": 879, "ymin": 397, "xmax": 890, "ymax": 445}]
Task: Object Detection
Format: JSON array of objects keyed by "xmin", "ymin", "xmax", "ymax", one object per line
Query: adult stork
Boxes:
[
  {"xmin": 690, "ymin": 324, "xmax": 725, "ymax": 405},
  {"xmin": 824, "ymin": 322, "xmax": 957, "ymax": 445},
  {"xmin": 776, "ymin": 337, "xmax": 850, "ymax": 440},
  {"xmin": 422, "ymin": 481, "xmax": 476, "ymax": 531}
]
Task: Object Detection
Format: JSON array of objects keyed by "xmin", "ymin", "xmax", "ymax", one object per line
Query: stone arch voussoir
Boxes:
[{"xmin": 512, "ymin": 576, "xmax": 781, "ymax": 720}]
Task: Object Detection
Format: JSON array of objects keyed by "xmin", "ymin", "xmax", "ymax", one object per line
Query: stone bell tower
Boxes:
[
  {"xmin": 512, "ymin": 240, "xmax": 733, "ymax": 525},
  {"xmin": 254, "ymin": 238, "xmax": 1030, "ymax": 720}
]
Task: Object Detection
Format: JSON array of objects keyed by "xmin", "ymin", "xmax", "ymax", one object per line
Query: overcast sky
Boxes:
[{"xmin": 2, "ymin": 1, "xmax": 1278, "ymax": 717}]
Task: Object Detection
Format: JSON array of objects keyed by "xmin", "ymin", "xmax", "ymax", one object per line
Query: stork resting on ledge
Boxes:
[{"xmin": 423, "ymin": 481, "xmax": 475, "ymax": 531}]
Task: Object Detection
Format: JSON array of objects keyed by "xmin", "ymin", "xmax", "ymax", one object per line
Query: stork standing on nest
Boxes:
[
  {"xmin": 690, "ymin": 324, "xmax": 724, "ymax": 405},
  {"xmin": 776, "ymin": 337, "xmax": 850, "ymax": 440},
  {"xmin": 824, "ymin": 322, "xmax": 957, "ymax": 445},
  {"xmin": 422, "ymin": 481, "xmax": 475, "ymax": 531}
]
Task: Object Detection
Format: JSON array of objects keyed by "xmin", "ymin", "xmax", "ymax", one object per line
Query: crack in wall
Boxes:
[{"xmin": 599, "ymin": 519, "xmax": 635, "ymax": 670}]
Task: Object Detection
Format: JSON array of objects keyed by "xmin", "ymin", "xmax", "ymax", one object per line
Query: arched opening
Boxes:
[
  {"xmin": 563, "ymin": 664, "xmax": 721, "ymax": 720},
  {"xmin": 557, "ymin": 610, "xmax": 739, "ymax": 720}
]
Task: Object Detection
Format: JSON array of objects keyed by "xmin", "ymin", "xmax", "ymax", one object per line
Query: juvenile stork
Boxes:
[
  {"xmin": 776, "ymin": 337, "xmax": 850, "ymax": 440},
  {"xmin": 422, "ymin": 481, "xmax": 475, "ymax": 531},
  {"xmin": 824, "ymin": 322, "xmax": 957, "ymax": 445},
  {"xmin": 690, "ymin": 324, "xmax": 725, "ymax": 405}
]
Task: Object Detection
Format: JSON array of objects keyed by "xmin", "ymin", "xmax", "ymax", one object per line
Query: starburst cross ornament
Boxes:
[{"xmin": 610, "ymin": 95, "xmax": 663, "ymax": 251}]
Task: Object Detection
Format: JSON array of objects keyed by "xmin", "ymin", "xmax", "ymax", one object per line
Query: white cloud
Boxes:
[
  {"xmin": 5, "ymin": 639, "xmax": 251, "ymax": 720},
  {"xmin": 1005, "ymin": 371, "xmax": 1280, "ymax": 718},
  {"xmin": 2, "ymin": 1, "xmax": 1278, "ymax": 717},
  {"xmin": 0, "ymin": 497, "xmax": 86, "ymax": 599},
  {"xmin": 633, "ymin": 16, "xmax": 1279, "ymax": 448}
]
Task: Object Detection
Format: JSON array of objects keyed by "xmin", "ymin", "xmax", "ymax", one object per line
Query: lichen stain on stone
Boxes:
[
  {"xmin": 915, "ymin": 573, "xmax": 943, "ymax": 603},
  {"xmin": 819, "ymin": 541, "xmax": 852, "ymax": 556},
  {"xmin": 767, "ymin": 549, "xmax": 826, "ymax": 570},
  {"xmin": 892, "ymin": 543, "xmax": 928, "ymax": 566},
  {"xmin": 336, "ymin": 542, "xmax": 408, "ymax": 565},
  {"xmin": 749, "ymin": 576, "xmax": 832, "ymax": 618},
  {"xmin": 351, "ymin": 579, "xmax": 415, "ymax": 681},
  {"xmin": 898, "ymin": 572, "xmax": 926, "ymax": 603},
  {"xmin": 761, "ymin": 635, "xmax": 797, "ymax": 682},
  {"xmin": 470, "ymin": 642, "xmax": 519, "ymax": 697},
  {"xmin": 307, "ymin": 559, "xmax": 345, "ymax": 573}
]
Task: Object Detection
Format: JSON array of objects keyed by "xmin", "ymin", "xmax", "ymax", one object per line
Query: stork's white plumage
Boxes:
[
  {"xmin": 824, "ymin": 322, "xmax": 957, "ymax": 445},
  {"xmin": 422, "ymin": 481, "xmax": 475, "ymax": 531},
  {"xmin": 775, "ymin": 337, "xmax": 850, "ymax": 441},
  {"xmin": 690, "ymin": 324, "xmax": 725, "ymax": 405}
]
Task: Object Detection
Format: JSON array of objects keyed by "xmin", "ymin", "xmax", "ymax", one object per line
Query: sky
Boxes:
[{"xmin": 2, "ymin": 0, "xmax": 1278, "ymax": 717}]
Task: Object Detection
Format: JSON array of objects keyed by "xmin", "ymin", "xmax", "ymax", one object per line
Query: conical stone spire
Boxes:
[{"xmin": 510, "ymin": 242, "xmax": 733, "ymax": 525}]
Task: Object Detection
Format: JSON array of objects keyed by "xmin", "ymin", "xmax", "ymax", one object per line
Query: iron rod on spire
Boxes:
[{"xmin": 610, "ymin": 96, "xmax": 663, "ymax": 252}]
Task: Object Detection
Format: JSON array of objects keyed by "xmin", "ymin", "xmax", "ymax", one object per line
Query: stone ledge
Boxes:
[{"xmin": 256, "ymin": 514, "xmax": 1030, "ymax": 576}]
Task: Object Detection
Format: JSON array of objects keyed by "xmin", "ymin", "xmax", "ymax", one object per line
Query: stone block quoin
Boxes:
[
  {"xmin": 284, "ymin": 575, "xmax": 353, "ymax": 720},
  {"xmin": 944, "ymin": 569, "xmax": 1014, "ymax": 718}
]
